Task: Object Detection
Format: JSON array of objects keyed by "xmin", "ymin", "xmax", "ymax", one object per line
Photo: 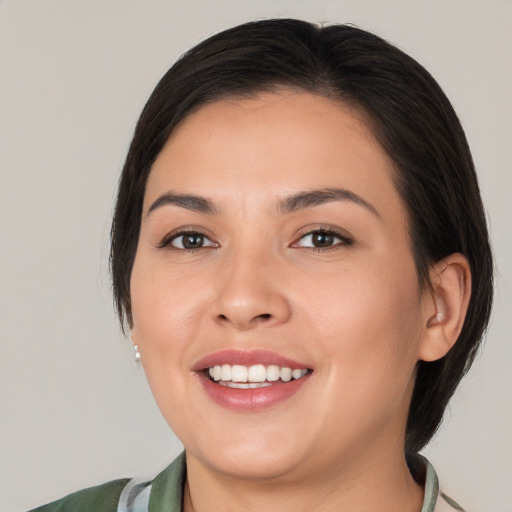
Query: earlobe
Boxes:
[
  {"xmin": 130, "ymin": 329, "xmax": 141, "ymax": 364},
  {"xmin": 419, "ymin": 253, "xmax": 472, "ymax": 362}
]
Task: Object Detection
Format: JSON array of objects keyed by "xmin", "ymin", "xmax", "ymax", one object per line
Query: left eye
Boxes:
[
  {"xmin": 294, "ymin": 230, "xmax": 351, "ymax": 249},
  {"xmin": 169, "ymin": 232, "xmax": 218, "ymax": 250}
]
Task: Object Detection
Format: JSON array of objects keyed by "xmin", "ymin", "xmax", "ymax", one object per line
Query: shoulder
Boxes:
[
  {"xmin": 27, "ymin": 478, "xmax": 130, "ymax": 512},
  {"xmin": 27, "ymin": 453, "xmax": 187, "ymax": 512}
]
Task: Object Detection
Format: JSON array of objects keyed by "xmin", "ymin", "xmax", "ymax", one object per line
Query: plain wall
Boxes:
[{"xmin": 0, "ymin": 1, "xmax": 510, "ymax": 511}]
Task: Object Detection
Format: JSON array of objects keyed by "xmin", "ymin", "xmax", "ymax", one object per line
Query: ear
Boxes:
[{"xmin": 418, "ymin": 253, "xmax": 472, "ymax": 362}]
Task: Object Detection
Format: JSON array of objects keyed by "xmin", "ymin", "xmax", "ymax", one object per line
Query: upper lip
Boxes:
[{"xmin": 192, "ymin": 349, "xmax": 311, "ymax": 372}]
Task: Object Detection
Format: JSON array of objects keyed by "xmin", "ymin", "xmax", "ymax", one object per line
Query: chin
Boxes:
[
  {"xmin": 203, "ymin": 450, "xmax": 303, "ymax": 481},
  {"xmin": 186, "ymin": 428, "xmax": 312, "ymax": 481}
]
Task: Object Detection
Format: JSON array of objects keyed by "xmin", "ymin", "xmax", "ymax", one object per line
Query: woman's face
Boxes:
[{"xmin": 130, "ymin": 91, "xmax": 433, "ymax": 480}]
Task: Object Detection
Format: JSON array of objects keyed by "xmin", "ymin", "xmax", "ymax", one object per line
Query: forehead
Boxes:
[{"xmin": 146, "ymin": 91, "xmax": 404, "ymax": 221}]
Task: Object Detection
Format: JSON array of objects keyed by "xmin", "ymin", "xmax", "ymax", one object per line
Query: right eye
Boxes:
[{"xmin": 165, "ymin": 231, "xmax": 218, "ymax": 250}]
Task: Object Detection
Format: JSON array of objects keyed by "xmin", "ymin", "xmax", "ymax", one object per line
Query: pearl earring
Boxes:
[{"xmin": 133, "ymin": 344, "xmax": 141, "ymax": 364}]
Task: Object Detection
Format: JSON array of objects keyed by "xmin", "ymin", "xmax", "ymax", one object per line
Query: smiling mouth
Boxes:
[{"xmin": 205, "ymin": 364, "xmax": 310, "ymax": 389}]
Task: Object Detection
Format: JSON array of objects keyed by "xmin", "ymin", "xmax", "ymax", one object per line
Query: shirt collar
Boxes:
[{"xmin": 148, "ymin": 452, "xmax": 443, "ymax": 512}]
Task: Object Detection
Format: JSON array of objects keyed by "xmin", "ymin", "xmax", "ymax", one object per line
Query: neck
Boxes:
[{"xmin": 183, "ymin": 446, "xmax": 424, "ymax": 512}]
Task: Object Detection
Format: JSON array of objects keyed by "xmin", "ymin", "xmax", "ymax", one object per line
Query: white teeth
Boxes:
[
  {"xmin": 208, "ymin": 364, "xmax": 309, "ymax": 384},
  {"xmin": 266, "ymin": 365, "xmax": 280, "ymax": 381},
  {"xmin": 231, "ymin": 365, "xmax": 248, "ymax": 382},
  {"xmin": 292, "ymin": 369, "xmax": 307, "ymax": 379},
  {"xmin": 219, "ymin": 381, "xmax": 273, "ymax": 389},
  {"xmin": 248, "ymin": 364, "xmax": 266, "ymax": 382},
  {"xmin": 221, "ymin": 364, "xmax": 231, "ymax": 381},
  {"xmin": 280, "ymin": 367, "xmax": 292, "ymax": 382},
  {"xmin": 213, "ymin": 366, "xmax": 222, "ymax": 381}
]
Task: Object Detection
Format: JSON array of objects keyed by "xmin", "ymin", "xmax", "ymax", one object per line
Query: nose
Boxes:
[{"xmin": 210, "ymin": 249, "xmax": 292, "ymax": 330}]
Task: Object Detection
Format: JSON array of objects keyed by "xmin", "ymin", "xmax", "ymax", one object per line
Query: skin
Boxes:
[{"xmin": 130, "ymin": 91, "xmax": 470, "ymax": 511}]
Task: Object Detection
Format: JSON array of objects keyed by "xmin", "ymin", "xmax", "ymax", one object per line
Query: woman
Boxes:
[{"xmin": 31, "ymin": 18, "xmax": 493, "ymax": 512}]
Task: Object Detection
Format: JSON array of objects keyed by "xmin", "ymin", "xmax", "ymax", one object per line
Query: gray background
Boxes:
[{"xmin": 1, "ymin": 1, "xmax": 510, "ymax": 511}]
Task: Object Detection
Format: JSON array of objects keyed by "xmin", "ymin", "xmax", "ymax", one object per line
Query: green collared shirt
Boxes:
[{"xmin": 29, "ymin": 452, "xmax": 464, "ymax": 512}]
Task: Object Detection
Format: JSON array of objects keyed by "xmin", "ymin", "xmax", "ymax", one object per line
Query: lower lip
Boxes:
[{"xmin": 198, "ymin": 373, "xmax": 310, "ymax": 411}]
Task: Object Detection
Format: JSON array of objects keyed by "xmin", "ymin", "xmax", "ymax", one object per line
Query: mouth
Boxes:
[
  {"xmin": 194, "ymin": 350, "xmax": 313, "ymax": 411},
  {"xmin": 205, "ymin": 364, "xmax": 310, "ymax": 389}
]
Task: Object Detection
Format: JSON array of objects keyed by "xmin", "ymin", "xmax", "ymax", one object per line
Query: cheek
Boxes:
[
  {"xmin": 305, "ymin": 260, "xmax": 424, "ymax": 382},
  {"xmin": 130, "ymin": 257, "xmax": 207, "ymax": 368},
  {"xmin": 129, "ymin": 261, "xmax": 205, "ymax": 425}
]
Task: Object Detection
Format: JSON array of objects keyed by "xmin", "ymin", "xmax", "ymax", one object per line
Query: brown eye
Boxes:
[
  {"xmin": 294, "ymin": 229, "xmax": 353, "ymax": 249},
  {"xmin": 310, "ymin": 232, "xmax": 335, "ymax": 247},
  {"xmin": 169, "ymin": 232, "xmax": 217, "ymax": 249}
]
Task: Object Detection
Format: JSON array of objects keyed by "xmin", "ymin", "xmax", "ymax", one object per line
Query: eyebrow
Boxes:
[
  {"xmin": 147, "ymin": 192, "xmax": 220, "ymax": 216},
  {"xmin": 147, "ymin": 187, "xmax": 379, "ymax": 217},
  {"xmin": 279, "ymin": 188, "xmax": 380, "ymax": 217}
]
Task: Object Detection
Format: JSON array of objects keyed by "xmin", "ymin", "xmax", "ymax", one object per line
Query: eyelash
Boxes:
[
  {"xmin": 157, "ymin": 227, "xmax": 353, "ymax": 252},
  {"xmin": 292, "ymin": 227, "xmax": 354, "ymax": 252},
  {"xmin": 157, "ymin": 229, "xmax": 218, "ymax": 250}
]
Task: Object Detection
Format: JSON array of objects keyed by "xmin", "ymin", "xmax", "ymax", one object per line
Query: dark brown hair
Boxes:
[{"xmin": 111, "ymin": 19, "xmax": 493, "ymax": 452}]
